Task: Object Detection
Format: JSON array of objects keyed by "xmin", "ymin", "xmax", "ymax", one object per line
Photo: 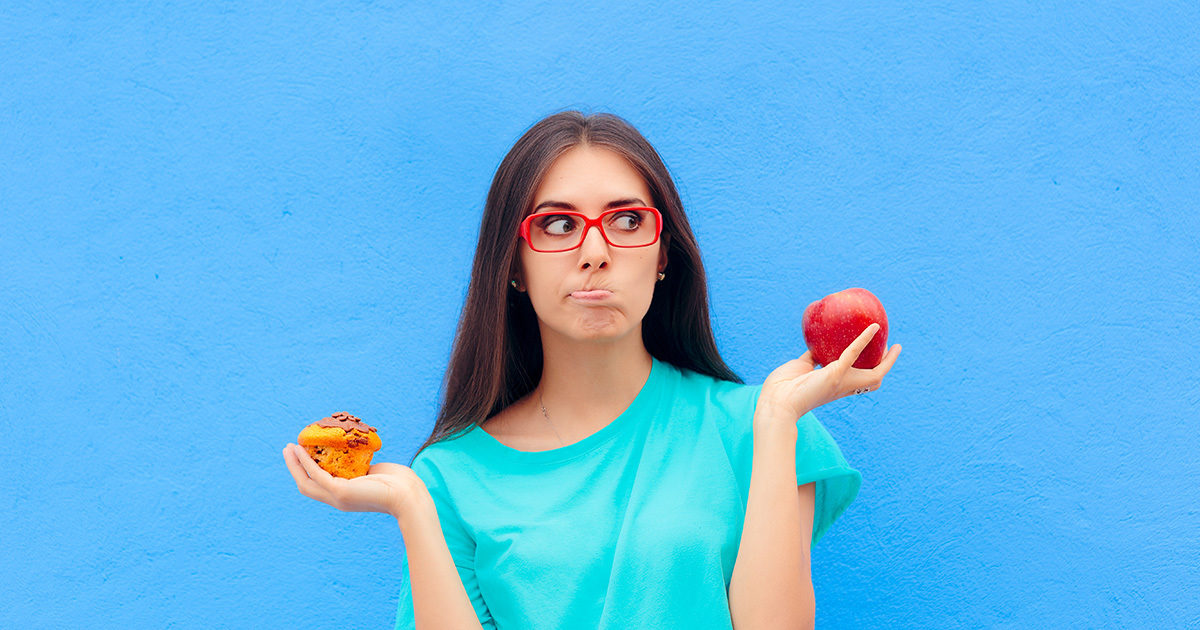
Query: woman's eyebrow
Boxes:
[{"xmin": 534, "ymin": 197, "xmax": 646, "ymax": 212}]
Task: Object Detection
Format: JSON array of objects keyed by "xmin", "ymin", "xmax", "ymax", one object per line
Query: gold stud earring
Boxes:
[{"xmin": 657, "ymin": 272, "xmax": 665, "ymax": 281}]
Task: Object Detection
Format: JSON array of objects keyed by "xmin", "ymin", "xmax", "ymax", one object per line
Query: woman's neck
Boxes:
[{"xmin": 534, "ymin": 330, "xmax": 653, "ymax": 437}]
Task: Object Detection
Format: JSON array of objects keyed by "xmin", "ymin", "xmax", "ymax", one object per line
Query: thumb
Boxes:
[
  {"xmin": 770, "ymin": 351, "xmax": 816, "ymax": 381},
  {"xmin": 797, "ymin": 349, "xmax": 816, "ymax": 371},
  {"xmin": 367, "ymin": 462, "xmax": 409, "ymax": 476}
]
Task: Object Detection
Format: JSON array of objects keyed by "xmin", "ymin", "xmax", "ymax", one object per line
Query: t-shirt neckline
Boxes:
[{"xmin": 464, "ymin": 355, "xmax": 666, "ymax": 466}]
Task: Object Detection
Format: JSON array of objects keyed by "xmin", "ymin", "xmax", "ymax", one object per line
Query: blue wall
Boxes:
[{"xmin": 3, "ymin": 2, "xmax": 1197, "ymax": 628}]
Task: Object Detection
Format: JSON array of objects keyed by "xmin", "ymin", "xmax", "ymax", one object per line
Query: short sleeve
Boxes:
[
  {"xmin": 795, "ymin": 410, "xmax": 863, "ymax": 546},
  {"xmin": 394, "ymin": 453, "xmax": 497, "ymax": 630}
]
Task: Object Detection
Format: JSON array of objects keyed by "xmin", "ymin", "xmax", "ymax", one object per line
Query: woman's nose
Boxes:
[{"xmin": 577, "ymin": 224, "xmax": 611, "ymax": 266}]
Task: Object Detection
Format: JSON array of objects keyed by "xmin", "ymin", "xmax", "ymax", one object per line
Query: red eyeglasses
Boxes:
[{"xmin": 518, "ymin": 207, "xmax": 663, "ymax": 253}]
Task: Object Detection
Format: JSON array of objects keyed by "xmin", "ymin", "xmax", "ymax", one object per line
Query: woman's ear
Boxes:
[{"xmin": 657, "ymin": 232, "xmax": 671, "ymax": 273}]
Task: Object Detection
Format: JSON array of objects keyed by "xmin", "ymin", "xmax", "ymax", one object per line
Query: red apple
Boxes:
[{"xmin": 802, "ymin": 288, "xmax": 889, "ymax": 369}]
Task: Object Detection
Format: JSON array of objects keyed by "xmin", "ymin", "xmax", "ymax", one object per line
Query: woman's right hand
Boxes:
[{"xmin": 283, "ymin": 443, "xmax": 426, "ymax": 520}]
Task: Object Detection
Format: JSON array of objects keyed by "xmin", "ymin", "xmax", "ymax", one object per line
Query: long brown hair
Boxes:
[{"xmin": 409, "ymin": 110, "xmax": 742, "ymax": 464}]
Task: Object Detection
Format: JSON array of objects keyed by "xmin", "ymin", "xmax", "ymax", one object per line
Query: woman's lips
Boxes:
[{"xmin": 570, "ymin": 290, "xmax": 613, "ymax": 301}]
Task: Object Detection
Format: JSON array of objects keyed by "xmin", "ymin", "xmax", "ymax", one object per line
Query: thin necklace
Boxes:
[{"xmin": 538, "ymin": 388, "xmax": 567, "ymax": 447}]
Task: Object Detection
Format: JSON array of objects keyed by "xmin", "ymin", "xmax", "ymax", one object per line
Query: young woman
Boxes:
[{"xmin": 283, "ymin": 110, "xmax": 901, "ymax": 629}]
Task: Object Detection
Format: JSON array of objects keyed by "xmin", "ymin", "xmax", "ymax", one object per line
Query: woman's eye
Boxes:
[
  {"xmin": 611, "ymin": 212, "xmax": 642, "ymax": 231},
  {"xmin": 540, "ymin": 215, "xmax": 576, "ymax": 235}
]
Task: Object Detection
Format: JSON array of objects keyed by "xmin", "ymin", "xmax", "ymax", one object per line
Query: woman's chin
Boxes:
[
  {"xmin": 553, "ymin": 316, "xmax": 634, "ymax": 341},
  {"xmin": 574, "ymin": 311, "xmax": 623, "ymax": 332}
]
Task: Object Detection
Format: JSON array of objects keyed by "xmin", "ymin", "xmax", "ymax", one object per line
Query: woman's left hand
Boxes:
[{"xmin": 757, "ymin": 323, "xmax": 902, "ymax": 429}]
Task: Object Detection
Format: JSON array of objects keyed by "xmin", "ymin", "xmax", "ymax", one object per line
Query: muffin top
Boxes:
[
  {"xmin": 299, "ymin": 411, "xmax": 380, "ymax": 449},
  {"xmin": 314, "ymin": 411, "xmax": 376, "ymax": 434}
]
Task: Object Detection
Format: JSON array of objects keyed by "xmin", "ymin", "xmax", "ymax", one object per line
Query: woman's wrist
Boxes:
[
  {"xmin": 753, "ymin": 402, "xmax": 803, "ymax": 437},
  {"xmin": 393, "ymin": 482, "xmax": 435, "ymax": 529}
]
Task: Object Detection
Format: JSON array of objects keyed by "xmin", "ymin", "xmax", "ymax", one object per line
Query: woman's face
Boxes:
[{"xmin": 516, "ymin": 144, "xmax": 668, "ymax": 343}]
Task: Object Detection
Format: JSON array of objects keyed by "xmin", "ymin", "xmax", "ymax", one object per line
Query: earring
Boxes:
[
  {"xmin": 510, "ymin": 279, "xmax": 519, "ymax": 289},
  {"xmin": 657, "ymin": 272, "xmax": 665, "ymax": 282}
]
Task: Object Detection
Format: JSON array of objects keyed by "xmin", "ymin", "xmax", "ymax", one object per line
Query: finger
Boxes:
[
  {"xmin": 283, "ymin": 445, "xmax": 326, "ymax": 495},
  {"xmin": 875, "ymin": 343, "xmax": 901, "ymax": 376},
  {"xmin": 837, "ymin": 323, "xmax": 880, "ymax": 368},
  {"xmin": 847, "ymin": 344, "xmax": 901, "ymax": 395},
  {"xmin": 284, "ymin": 444, "xmax": 335, "ymax": 503},
  {"xmin": 292, "ymin": 444, "xmax": 337, "ymax": 485}
]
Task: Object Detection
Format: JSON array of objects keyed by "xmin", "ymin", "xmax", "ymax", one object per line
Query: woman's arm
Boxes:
[
  {"xmin": 728, "ymin": 413, "xmax": 817, "ymax": 630},
  {"xmin": 397, "ymin": 488, "xmax": 487, "ymax": 630}
]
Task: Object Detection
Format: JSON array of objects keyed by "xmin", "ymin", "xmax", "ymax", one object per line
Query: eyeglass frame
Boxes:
[{"xmin": 517, "ymin": 206, "xmax": 664, "ymax": 253}]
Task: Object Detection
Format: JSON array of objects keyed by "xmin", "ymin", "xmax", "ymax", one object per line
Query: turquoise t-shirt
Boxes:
[{"xmin": 394, "ymin": 355, "xmax": 861, "ymax": 630}]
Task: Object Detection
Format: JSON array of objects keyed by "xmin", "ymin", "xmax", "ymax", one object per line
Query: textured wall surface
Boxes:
[{"xmin": 2, "ymin": 2, "xmax": 1197, "ymax": 629}]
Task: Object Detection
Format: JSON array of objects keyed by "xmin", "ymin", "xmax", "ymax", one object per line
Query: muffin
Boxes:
[{"xmin": 297, "ymin": 411, "xmax": 382, "ymax": 479}]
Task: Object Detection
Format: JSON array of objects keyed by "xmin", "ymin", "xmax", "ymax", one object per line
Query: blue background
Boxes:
[{"xmin": 3, "ymin": 2, "xmax": 1197, "ymax": 628}]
